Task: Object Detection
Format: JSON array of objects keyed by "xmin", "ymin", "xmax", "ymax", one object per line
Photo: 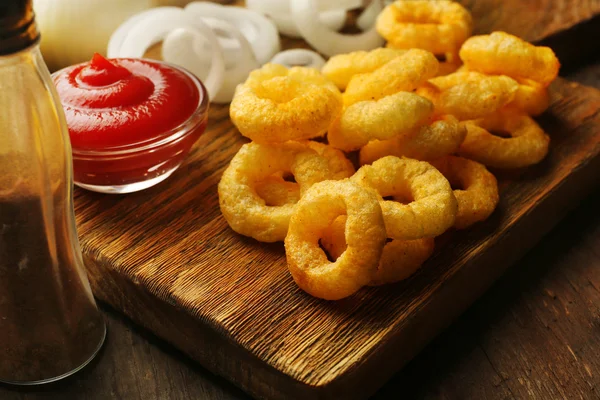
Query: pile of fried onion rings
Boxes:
[{"xmin": 219, "ymin": 0, "xmax": 559, "ymax": 300}]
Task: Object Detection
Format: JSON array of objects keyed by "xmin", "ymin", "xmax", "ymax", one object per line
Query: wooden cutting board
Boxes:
[{"xmin": 74, "ymin": 2, "xmax": 600, "ymax": 399}]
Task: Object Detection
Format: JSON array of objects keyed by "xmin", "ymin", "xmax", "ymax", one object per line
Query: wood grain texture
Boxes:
[
  {"xmin": 0, "ymin": 62, "xmax": 598, "ymax": 400},
  {"xmin": 374, "ymin": 191, "xmax": 600, "ymax": 400},
  {"xmin": 2, "ymin": 187, "xmax": 599, "ymax": 400},
  {"xmin": 73, "ymin": 77, "xmax": 600, "ymax": 399},
  {"xmin": 458, "ymin": 0, "xmax": 600, "ymax": 41}
]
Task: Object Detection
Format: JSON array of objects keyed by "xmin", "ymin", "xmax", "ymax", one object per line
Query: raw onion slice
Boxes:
[
  {"xmin": 107, "ymin": 7, "xmax": 182, "ymax": 58},
  {"xmin": 245, "ymin": 0, "xmax": 351, "ymax": 38},
  {"xmin": 356, "ymin": 0, "xmax": 381, "ymax": 32},
  {"xmin": 164, "ymin": 19, "xmax": 259, "ymax": 103},
  {"xmin": 270, "ymin": 49, "xmax": 326, "ymax": 69},
  {"xmin": 290, "ymin": 0, "xmax": 385, "ymax": 57},
  {"xmin": 184, "ymin": 2, "xmax": 280, "ymax": 65},
  {"xmin": 310, "ymin": 0, "xmax": 365, "ymax": 12},
  {"xmin": 110, "ymin": 8, "xmax": 225, "ymax": 100}
]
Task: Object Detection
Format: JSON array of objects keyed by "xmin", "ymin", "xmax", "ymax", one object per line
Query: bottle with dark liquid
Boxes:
[{"xmin": 0, "ymin": 0, "xmax": 106, "ymax": 384}]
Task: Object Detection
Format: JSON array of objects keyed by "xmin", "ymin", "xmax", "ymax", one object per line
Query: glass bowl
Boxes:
[{"xmin": 58, "ymin": 64, "xmax": 208, "ymax": 194}]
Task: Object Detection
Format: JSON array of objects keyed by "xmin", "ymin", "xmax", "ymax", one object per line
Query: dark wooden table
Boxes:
[{"xmin": 2, "ymin": 61, "xmax": 599, "ymax": 400}]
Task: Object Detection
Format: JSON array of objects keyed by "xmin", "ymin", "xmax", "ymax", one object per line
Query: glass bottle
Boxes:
[{"xmin": 0, "ymin": 0, "xmax": 106, "ymax": 384}]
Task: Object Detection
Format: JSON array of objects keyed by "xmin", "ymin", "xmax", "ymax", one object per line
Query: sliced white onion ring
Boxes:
[
  {"xmin": 357, "ymin": 0, "xmax": 381, "ymax": 32},
  {"xmin": 315, "ymin": 0, "xmax": 367, "ymax": 12},
  {"xmin": 270, "ymin": 49, "xmax": 326, "ymax": 70},
  {"xmin": 164, "ymin": 19, "xmax": 259, "ymax": 103},
  {"xmin": 245, "ymin": 0, "xmax": 349, "ymax": 39},
  {"xmin": 184, "ymin": 2, "xmax": 280, "ymax": 65},
  {"xmin": 112, "ymin": 8, "xmax": 225, "ymax": 100},
  {"xmin": 107, "ymin": 7, "xmax": 183, "ymax": 58},
  {"xmin": 201, "ymin": 17, "xmax": 258, "ymax": 67},
  {"xmin": 290, "ymin": 0, "xmax": 385, "ymax": 57}
]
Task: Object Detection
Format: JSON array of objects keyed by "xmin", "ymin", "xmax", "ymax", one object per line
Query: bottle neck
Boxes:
[
  {"xmin": 0, "ymin": 0, "xmax": 40, "ymax": 56},
  {"xmin": 0, "ymin": 42, "xmax": 43, "ymax": 72}
]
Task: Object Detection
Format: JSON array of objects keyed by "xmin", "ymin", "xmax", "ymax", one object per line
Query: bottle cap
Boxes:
[{"xmin": 0, "ymin": 0, "xmax": 39, "ymax": 56}]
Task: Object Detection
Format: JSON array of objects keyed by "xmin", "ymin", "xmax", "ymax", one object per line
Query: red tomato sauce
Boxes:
[{"xmin": 53, "ymin": 54, "xmax": 206, "ymax": 188}]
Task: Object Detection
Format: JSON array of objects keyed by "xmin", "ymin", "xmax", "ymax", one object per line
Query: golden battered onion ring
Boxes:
[
  {"xmin": 370, "ymin": 237, "xmax": 434, "ymax": 286},
  {"xmin": 320, "ymin": 215, "xmax": 351, "ymax": 262},
  {"xmin": 321, "ymin": 48, "xmax": 406, "ymax": 90},
  {"xmin": 321, "ymin": 215, "xmax": 435, "ymax": 286},
  {"xmin": 376, "ymin": 0, "xmax": 472, "ymax": 55},
  {"xmin": 218, "ymin": 141, "xmax": 354, "ymax": 243},
  {"xmin": 435, "ymin": 61, "xmax": 462, "ymax": 77},
  {"xmin": 459, "ymin": 31, "xmax": 560, "ymax": 87},
  {"xmin": 287, "ymin": 66, "xmax": 341, "ymax": 95},
  {"xmin": 306, "ymin": 141, "xmax": 356, "ymax": 179},
  {"xmin": 244, "ymin": 62, "xmax": 287, "ymax": 84},
  {"xmin": 430, "ymin": 156, "xmax": 499, "ymax": 229},
  {"xmin": 351, "ymin": 156, "xmax": 458, "ymax": 240},
  {"xmin": 458, "ymin": 109, "xmax": 550, "ymax": 169},
  {"xmin": 255, "ymin": 141, "xmax": 354, "ymax": 207},
  {"xmin": 426, "ymin": 71, "xmax": 483, "ymax": 90},
  {"xmin": 230, "ymin": 64, "xmax": 342, "ymax": 143},
  {"xmin": 359, "ymin": 115, "xmax": 466, "ymax": 165},
  {"xmin": 254, "ymin": 174, "xmax": 300, "ymax": 207},
  {"xmin": 285, "ymin": 180, "xmax": 387, "ymax": 300},
  {"xmin": 244, "ymin": 63, "xmax": 341, "ymax": 98},
  {"xmin": 343, "ymin": 49, "xmax": 439, "ymax": 107},
  {"xmin": 418, "ymin": 72, "xmax": 519, "ymax": 120},
  {"xmin": 386, "ymin": 42, "xmax": 461, "ymax": 77},
  {"xmin": 510, "ymin": 78, "xmax": 550, "ymax": 116},
  {"xmin": 328, "ymin": 92, "xmax": 434, "ymax": 152}
]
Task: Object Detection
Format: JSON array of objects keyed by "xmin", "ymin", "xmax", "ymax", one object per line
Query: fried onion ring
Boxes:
[
  {"xmin": 351, "ymin": 156, "xmax": 458, "ymax": 240},
  {"xmin": 386, "ymin": 42, "xmax": 461, "ymax": 77},
  {"xmin": 230, "ymin": 64, "xmax": 342, "ymax": 143},
  {"xmin": 418, "ymin": 71, "xmax": 519, "ymax": 120},
  {"xmin": 244, "ymin": 63, "xmax": 338, "ymax": 94},
  {"xmin": 359, "ymin": 115, "xmax": 466, "ymax": 165},
  {"xmin": 255, "ymin": 141, "xmax": 354, "ymax": 207},
  {"xmin": 430, "ymin": 156, "xmax": 499, "ymax": 229},
  {"xmin": 321, "ymin": 215, "xmax": 435, "ymax": 286},
  {"xmin": 459, "ymin": 31, "xmax": 560, "ymax": 87},
  {"xmin": 307, "ymin": 141, "xmax": 356, "ymax": 179},
  {"xmin": 343, "ymin": 49, "xmax": 439, "ymax": 107},
  {"xmin": 285, "ymin": 180, "xmax": 387, "ymax": 300},
  {"xmin": 328, "ymin": 92, "xmax": 434, "ymax": 152},
  {"xmin": 376, "ymin": 0, "xmax": 473, "ymax": 55},
  {"xmin": 370, "ymin": 237, "xmax": 434, "ymax": 286},
  {"xmin": 435, "ymin": 61, "xmax": 462, "ymax": 77},
  {"xmin": 511, "ymin": 78, "xmax": 550, "ymax": 116},
  {"xmin": 458, "ymin": 109, "xmax": 550, "ymax": 169},
  {"xmin": 218, "ymin": 141, "xmax": 354, "ymax": 242},
  {"xmin": 321, "ymin": 48, "xmax": 406, "ymax": 90},
  {"xmin": 254, "ymin": 174, "xmax": 300, "ymax": 207}
]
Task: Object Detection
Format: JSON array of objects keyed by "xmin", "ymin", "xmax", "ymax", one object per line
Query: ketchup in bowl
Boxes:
[{"xmin": 53, "ymin": 53, "xmax": 208, "ymax": 194}]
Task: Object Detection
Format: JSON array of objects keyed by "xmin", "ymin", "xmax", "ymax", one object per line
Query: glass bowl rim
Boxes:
[{"xmin": 53, "ymin": 59, "xmax": 209, "ymax": 157}]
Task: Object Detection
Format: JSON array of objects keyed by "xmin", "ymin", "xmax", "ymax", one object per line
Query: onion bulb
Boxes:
[{"xmin": 34, "ymin": 0, "xmax": 152, "ymax": 71}]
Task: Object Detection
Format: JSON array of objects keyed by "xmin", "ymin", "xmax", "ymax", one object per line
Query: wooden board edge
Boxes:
[
  {"xmin": 85, "ymin": 141, "xmax": 600, "ymax": 400},
  {"xmin": 537, "ymin": 15, "xmax": 600, "ymax": 73},
  {"xmin": 82, "ymin": 82, "xmax": 600, "ymax": 400},
  {"xmin": 84, "ymin": 255, "xmax": 322, "ymax": 400},
  {"xmin": 319, "ymin": 147, "xmax": 600, "ymax": 400}
]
